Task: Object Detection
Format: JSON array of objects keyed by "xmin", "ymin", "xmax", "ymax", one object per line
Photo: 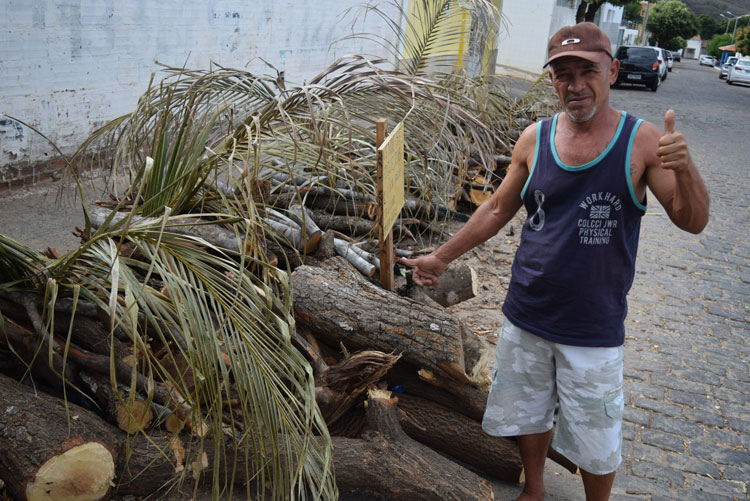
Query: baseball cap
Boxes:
[{"xmin": 544, "ymin": 22, "xmax": 612, "ymax": 67}]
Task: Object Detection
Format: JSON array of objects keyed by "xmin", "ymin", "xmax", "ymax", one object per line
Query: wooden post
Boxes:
[{"xmin": 376, "ymin": 118, "xmax": 395, "ymax": 291}]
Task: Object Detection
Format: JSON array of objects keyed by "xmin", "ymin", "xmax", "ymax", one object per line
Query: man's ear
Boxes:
[{"xmin": 609, "ymin": 58, "xmax": 620, "ymax": 85}]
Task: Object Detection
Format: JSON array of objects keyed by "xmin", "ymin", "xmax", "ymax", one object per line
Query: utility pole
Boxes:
[{"xmin": 640, "ymin": 2, "xmax": 650, "ymax": 46}]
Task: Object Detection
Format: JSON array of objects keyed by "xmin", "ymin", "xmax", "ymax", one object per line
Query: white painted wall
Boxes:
[
  {"xmin": 0, "ymin": 0, "xmax": 399, "ymax": 182},
  {"xmin": 495, "ymin": 0, "xmax": 578, "ymax": 78},
  {"xmin": 495, "ymin": 1, "xmax": 624, "ymax": 79},
  {"xmin": 495, "ymin": 0, "xmax": 555, "ymax": 78},
  {"xmin": 685, "ymin": 39, "xmax": 702, "ymax": 59},
  {"xmin": 597, "ymin": 3, "xmax": 624, "ymax": 54}
]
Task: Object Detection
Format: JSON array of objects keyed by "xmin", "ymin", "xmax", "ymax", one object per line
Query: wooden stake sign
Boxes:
[{"xmin": 376, "ymin": 118, "xmax": 405, "ymax": 291}]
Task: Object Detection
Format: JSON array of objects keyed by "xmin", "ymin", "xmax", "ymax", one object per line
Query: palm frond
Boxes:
[
  {"xmin": 1, "ymin": 213, "xmax": 336, "ymax": 499},
  {"xmin": 338, "ymin": 0, "xmax": 500, "ymax": 76}
]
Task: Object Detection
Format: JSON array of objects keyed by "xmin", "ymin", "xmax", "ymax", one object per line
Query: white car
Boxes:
[
  {"xmin": 644, "ymin": 47, "xmax": 668, "ymax": 81},
  {"xmin": 720, "ymin": 56, "xmax": 739, "ymax": 79},
  {"xmin": 665, "ymin": 51, "xmax": 674, "ymax": 72},
  {"xmin": 699, "ymin": 55, "xmax": 716, "ymax": 66},
  {"xmin": 727, "ymin": 59, "xmax": 750, "ymax": 85}
]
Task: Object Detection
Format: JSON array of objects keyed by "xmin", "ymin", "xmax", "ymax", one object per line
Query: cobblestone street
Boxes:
[{"xmin": 607, "ymin": 60, "xmax": 750, "ymax": 499}]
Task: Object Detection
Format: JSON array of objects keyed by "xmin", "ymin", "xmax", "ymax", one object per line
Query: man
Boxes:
[{"xmin": 400, "ymin": 23, "xmax": 709, "ymax": 501}]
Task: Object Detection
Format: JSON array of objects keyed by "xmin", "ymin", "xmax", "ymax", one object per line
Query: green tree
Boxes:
[
  {"xmin": 696, "ymin": 14, "xmax": 719, "ymax": 40},
  {"xmin": 663, "ymin": 36, "xmax": 687, "ymax": 52},
  {"xmin": 706, "ymin": 33, "xmax": 733, "ymax": 57},
  {"xmin": 735, "ymin": 26, "xmax": 750, "ymax": 55},
  {"xmin": 647, "ymin": 1, "xmax": 698, "ymax": 47},
  {"xmin": 575, "ymin": 0, "xmax": 640, "ymax": 23},
  {"xmin": 623, "ymin": 2, "xmax": 642, "ymax": 24}
]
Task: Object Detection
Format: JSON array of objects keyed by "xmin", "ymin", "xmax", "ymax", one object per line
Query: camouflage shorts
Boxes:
[{"xmin": 482, "ymin": 319, "xmax": 624, "ymax": 475}]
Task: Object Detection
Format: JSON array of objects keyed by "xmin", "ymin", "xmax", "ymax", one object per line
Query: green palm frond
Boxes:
[
  {"xmin": 339, "ymin": 0, "xmax": 500, "ymax": 77},
  {"xmin": 0, "ymin": 234, "xmax": 49, "ymax": 291},
  {"xmin": 1, "ymin": 213, "xmax": 336, "ymax": 499},
  {"xmin": 72, "ymin": 56, "xmax": 500, "ymax": 219}
]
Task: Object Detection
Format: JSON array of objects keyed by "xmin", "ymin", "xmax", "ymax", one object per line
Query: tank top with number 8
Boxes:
[{"xmin": 502, "ymin": 111, "xmax": 646, "ymax": 347}]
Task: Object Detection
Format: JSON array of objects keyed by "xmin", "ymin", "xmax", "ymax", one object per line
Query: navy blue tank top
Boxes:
[{"xmin": 502, "ymin": 111, "xmax": 646, "ymax": 347}]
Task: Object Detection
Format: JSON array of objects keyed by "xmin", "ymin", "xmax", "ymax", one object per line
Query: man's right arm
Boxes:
[{"xmin": 401, "ymin": 123, "xmax": 536, "ymax": 286}]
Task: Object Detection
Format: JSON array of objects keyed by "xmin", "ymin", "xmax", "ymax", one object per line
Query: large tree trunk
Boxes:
[
  {"xmin": 333, "ymin": 389, "xmax": 494, "ymax": 500},
  {"xmin": 292, "ymin": 257, "xmax": 469, "ymax": 382},
  {"xmin": 396, "ymin": 393, "xmax": 523, "ymax": 482},
  {"xmin": 0, "ymin": 373, "xmax": 121, "ymax": 501}
]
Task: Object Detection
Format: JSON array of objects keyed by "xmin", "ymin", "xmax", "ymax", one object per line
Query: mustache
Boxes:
[{"xmin": 565, "ymin": 92, "xmax": 593, "ymax": 103}]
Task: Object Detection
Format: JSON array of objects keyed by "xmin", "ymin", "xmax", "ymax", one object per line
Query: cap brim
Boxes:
[{"xmin": 544, "ymin": 50, "xmax": 609, "ymax": 68}]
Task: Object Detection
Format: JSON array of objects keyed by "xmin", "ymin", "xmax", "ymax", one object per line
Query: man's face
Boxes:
[{"xmin": 549, "ymin": 54, "xmax": 619, "ymax": 123}]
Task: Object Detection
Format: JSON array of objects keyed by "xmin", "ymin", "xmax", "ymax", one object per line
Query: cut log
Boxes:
[
  {"xmin": 79, "ymin": 371, "xmax": 153, "ymax": 434},
  {"xmin": 51, "ymin": 312, "xmax": 133, "ymax": 361},
  {"xmin": 0, "ymin": 374, "xmax": 121, "ymax": 501},
  {"xmin": 305, "ymin": 191, "xmax": 377, "ymax": 219},
  {"xmin": 315, "ymin": 350, "xmax": 399, "ymax": 425},
  {"xmin": 396, "ymin": 392, "xmax": 523, "ymax": 482},
  {"xmin": 0, "ymin": 314, "xmax": 75, "ymax": 390},
  {"xmin": 287, "ymin": 204, "xmax": 325, "ymax": 244},
  {"xmin": 332, "ymin": 388, "xmax": 494, "ymax": 500},
  {"xmin": 416, "ymin": 369, "xmax": 579, "ymax": 474},
  {"xmin": 417, "ymin": 262, "xmax": 478, "ymax": 307},
  {"xmin": 310, "ymin": 212, "xmax": 376, "ymax": 236},
  {"xmin": 332, "ymin": 239, "xmax": 377, "ymax": 278},
  {"xmin": 90, "ymin": 206, "xmax": 252, "ymax": 254},
  {"xmin": 292, "ymin": 257, "xmax": 468, "ymax": 382},
  {"xmin": 264, "ymin": 214, "xmax": 320, "ymax": 253},
  {"xmin": 315, "ymin": 229, "xmax": 336, "ymax": 259}
]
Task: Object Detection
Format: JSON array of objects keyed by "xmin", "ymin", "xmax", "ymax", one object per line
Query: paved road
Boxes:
[{"xmin": 608, "ymin": 58, "xmax": 750, "ymax": 500}]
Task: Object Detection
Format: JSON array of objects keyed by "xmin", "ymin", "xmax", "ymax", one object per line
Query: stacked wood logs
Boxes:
[{"xmin": 0, "ymin": 174, "xmax": 580, "ymax": 500}]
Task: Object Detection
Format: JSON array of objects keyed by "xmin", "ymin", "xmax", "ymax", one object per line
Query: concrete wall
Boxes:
[
  {"xmin": 597, "ymin": 3, "xmax": 624, "ymax": 54},
  {"xmin": 495, "ymin": 0, "xmax": 557, "ymax": 78},
  {"xmin": 0, "ymin": 0, "xmax": 400, "ymax": 188},
  {"xmin": 685, "ymin": 39, "xmax": 702, "ymax": 59},
  {"xmin": 494, "ymin": 1, "xmax": 624, "ymax": 79}
]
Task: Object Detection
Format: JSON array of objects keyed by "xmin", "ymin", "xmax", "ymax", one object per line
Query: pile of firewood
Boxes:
[{"xmin": 0, "ymin": 174, "xmax": 576, "ymax": 500}]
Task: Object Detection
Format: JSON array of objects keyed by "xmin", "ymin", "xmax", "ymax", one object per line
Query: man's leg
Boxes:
[
  {"xmin": 580, "ymin": 469, "xmax": 615, "ymax": 501},
  {"xmin": 517, "ymin": 430, "xmax": 553, "ymax": 500}
]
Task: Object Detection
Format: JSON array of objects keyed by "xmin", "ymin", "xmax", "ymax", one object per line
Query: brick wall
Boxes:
[{"xmin": 0, "ymin": 0, "xmax": 400, "ymax": 190}]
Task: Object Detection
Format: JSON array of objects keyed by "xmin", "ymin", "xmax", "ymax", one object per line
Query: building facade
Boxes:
[
  {"xmin": 494, "ymin": 0, "xmax": 624, "ymax": 78},
  {"xmin": 0, "ymin": 1, "xmax": 400, "ymax": 187}
]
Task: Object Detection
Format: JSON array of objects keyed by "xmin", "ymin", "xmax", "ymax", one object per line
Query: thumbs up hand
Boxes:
[{"xmin": 657, "ymin": 109, "xmax": 690, "ymax": 173}]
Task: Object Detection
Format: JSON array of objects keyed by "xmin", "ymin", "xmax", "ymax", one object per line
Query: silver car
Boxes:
[
  {"xmin": 727, "ymin": 59, "xmax": 750, "ymax": 85},
  {"xmin": 720, "ymin": 56, "xmax": 739, "ymax": 79}
]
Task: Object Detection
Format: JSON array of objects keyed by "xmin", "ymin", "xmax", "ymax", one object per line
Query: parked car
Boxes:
[
  {"xmin": 727, "ymin": 58, "xmax": 750, "ymax": 85},
  {"xmin": 613, "ymin": 45, "xmax": 662, "ymax": 91},
  {"xmin": 656, "ymin": 48, "xmax": 669, "ymax": 80},
  {"xmin": 665, "ymin": 51, "xmax": 674, "ymax": 72},
  {"xmin": 673, "ymin": 51, "xmax": 681, "ymax": 62},
  {"xmin": 720, "ymin": 56, "xmax": 739, "ymax": 79},
  {"xmin": 699, "ymin": 55, "xmax": 716, "ymax": 66}
]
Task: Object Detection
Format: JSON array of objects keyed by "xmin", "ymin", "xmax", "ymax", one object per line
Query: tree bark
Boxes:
[
  {"xmin": 1, "ymin": 373, "xmax": 497, "ymax": 500},
  {"xmin": 0, "ymin": 373, "xmax": 121, "ymax": 501},
  {"xmin": 416, "ymin": 262, "xmax": 478, "ymax": 307},
  {"xmin": 396, "ymin": 393, "xmax": 523, "ymax": 483},
  {"xmin": 332, "ymin": 389, "xmax": 494, "ymax": 500},
  {"xmin": 292, "ymin": 257, "xmax": 468, "ymax": 382}
]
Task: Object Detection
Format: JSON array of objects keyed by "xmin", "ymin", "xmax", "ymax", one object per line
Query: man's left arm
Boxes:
[{"xmin": 642, "ymin": 109, "xmax": 710, "ymax": 234}]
